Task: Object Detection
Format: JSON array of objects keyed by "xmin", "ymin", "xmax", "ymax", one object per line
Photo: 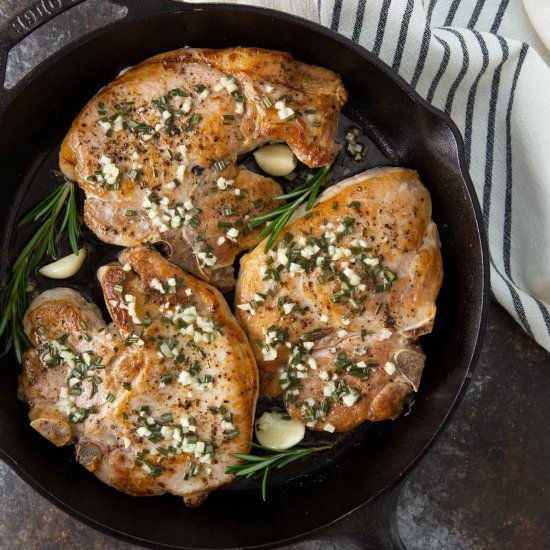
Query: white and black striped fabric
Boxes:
[{"xmin": 318, "ymin": 0, "xmax": 550, "ymax": 352}]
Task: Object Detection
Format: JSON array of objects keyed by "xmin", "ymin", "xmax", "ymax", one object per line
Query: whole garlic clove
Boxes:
[
  {"xmin": 253, "ymin": 144, "xmax": 297, "ymax": 177},
  {"xmin": 38, "ymin": 248, "xmax": 87, "ymax": 279},
  {"xmin": 255, "ymin": 410, "xmax": 305, "ymax": 450}
]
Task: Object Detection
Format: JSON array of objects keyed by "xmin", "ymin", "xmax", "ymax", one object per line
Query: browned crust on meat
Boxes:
[
  {"xmin": 19, "ymin": 247, "xmax": 258, "ymax": 502},
  {"xmin": 61, "ymin": 47, "xmax": 346, "ymax": 169},
  {"xmin": 59, "ymin": 47, "xmax": 346, "ymax": 291},
  {"xmin": 236, "ymin": 167, "xmax": 442, "ymax": 431}
]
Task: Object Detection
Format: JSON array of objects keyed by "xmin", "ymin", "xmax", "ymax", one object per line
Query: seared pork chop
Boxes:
[
  {"xmin": 236, "ymin": 167, "xmax": 442, "ymax": 432},
  {"xmin": 19, "ymin": 247, "xmax": 257, "ymax": 505},
  {"xmin": 60, "ymin": 47, "xmax": 347, "ymax": 290}
]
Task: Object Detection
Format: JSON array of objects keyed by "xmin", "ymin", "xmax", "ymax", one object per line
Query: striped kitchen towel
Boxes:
[{"xmin": 319, "ymin": 0, "xmax": 550, "ymax": 352}]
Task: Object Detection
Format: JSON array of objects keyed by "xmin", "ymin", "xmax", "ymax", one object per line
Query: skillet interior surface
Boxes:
[{"xmin": 0, "ymin": 3, "xmax": 488, "ymax": 549}]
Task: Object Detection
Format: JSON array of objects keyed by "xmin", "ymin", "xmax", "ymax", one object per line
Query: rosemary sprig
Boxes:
[
  {"xmin": 0, "ymin": 180, "xmax": 82, "ymax": 362},
  {"xmin": 251, "ymin": 165, "xmax": 331, "ymax": 252},
  {"xmin": 226, "ymin": 443, "xmax": 331, "ymax": 501}
]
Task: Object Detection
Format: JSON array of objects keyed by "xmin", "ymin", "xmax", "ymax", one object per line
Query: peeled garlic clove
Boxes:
[
  {"xmin": 255, "ymin": 410, "xmax": 305, "ymax": 450},
  {"xmin": 253, "ymin": 144, "xmax": 297, "ymax": 177},
  {"xmin": 39, "ymin": 248, "xmax": 87, "ymax": 279}
]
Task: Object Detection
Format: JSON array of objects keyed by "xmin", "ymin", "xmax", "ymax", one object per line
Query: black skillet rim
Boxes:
[{"xmin": 0, "ymin": 2, "xmax": 490, "ymax": 548}]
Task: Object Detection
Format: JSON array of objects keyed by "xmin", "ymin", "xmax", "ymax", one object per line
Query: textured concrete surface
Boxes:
[
  {"xmin": 397, "ymin": 301, "xmax": 550, "ymax": 549},
  {"xmin": 0, "ymin": 1, "xmax": 549, "ymax": 548}
]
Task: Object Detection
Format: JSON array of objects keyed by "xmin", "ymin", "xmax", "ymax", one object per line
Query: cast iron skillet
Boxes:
[{"xmin": 0, "ymin": 1, "xmax": 489, "ymax": 548}]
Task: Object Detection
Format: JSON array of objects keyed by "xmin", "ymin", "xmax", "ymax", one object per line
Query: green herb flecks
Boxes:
[
  {"xmin": 250, "ymin": 165, "xmax": 331, "ymax": 252},
  {"xmin": 225, "ymin": 443, "xmax": 331, "ymax": 501},
  {"xmin": 0, "ymin": 180, "xmax": 82, "ymax": 362}
]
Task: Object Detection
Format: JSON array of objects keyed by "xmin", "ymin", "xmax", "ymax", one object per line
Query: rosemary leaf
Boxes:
[
  {"xmin": 262, "ymin": 465, "xmax": 269, "ymax": 502},
  {"xmin": 226, "ymin": 443, "xmax": 331, "ymax": 500},
  {"xmin": 250, "ymin": 203, "xmax": 292, "ymax": 227},
  {"xmin": 250, "ymin": 165, "xmax": 331, "ymax": 252},
  {"xmin": 0, "ymin": 180, "xmax": 82, "ymax": 362},
  {"xmin": 305, "ymin": 166, "xmax": 329, "ymax": 210},
  {"xmin": 17, "ymin": 184, "xmax": 66, "ymax": 227}
]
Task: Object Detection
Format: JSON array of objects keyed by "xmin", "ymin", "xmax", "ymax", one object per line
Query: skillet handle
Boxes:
[
  {"xmin": 315, "ymin": 484, "xmax": 406, "ymax": 549},
  {"xmin": 0, "ymin": 0, "xmax": 188, "ymax": 110},
  {"xmin": 0, "ymin": 0, "xmax": 87, "ymax": 92}
]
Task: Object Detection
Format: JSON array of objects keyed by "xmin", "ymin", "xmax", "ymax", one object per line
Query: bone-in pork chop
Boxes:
[
  {"xmin": 60, "ymin": 47, "xmax": 347, "ymax": 290},
  {"xmin": 19, "ymin": 247, "xmax": 257, "ymax": 505},
  {"xmin": 236, "ymin": 167, "xmax": 442, "ymax": 432}
]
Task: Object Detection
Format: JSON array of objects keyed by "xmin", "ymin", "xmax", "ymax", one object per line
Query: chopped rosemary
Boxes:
[
  {"xmin": 160, "ymin": 373, "xmax": 173, "ymax": 385},
  {"xmin": 188, "ymin": 113, "xmax": 201, "ymax": 128},
  {"xmin": 250, "ymin": 165, "xmax": 331, "ymax": 252},
  {"xmin": 0, "ymin": 180, "xmax": 82, "ymax": 362},
  {"xmin": 226, "ymin": 443, "xmax": 331, "ymax": 501}
]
